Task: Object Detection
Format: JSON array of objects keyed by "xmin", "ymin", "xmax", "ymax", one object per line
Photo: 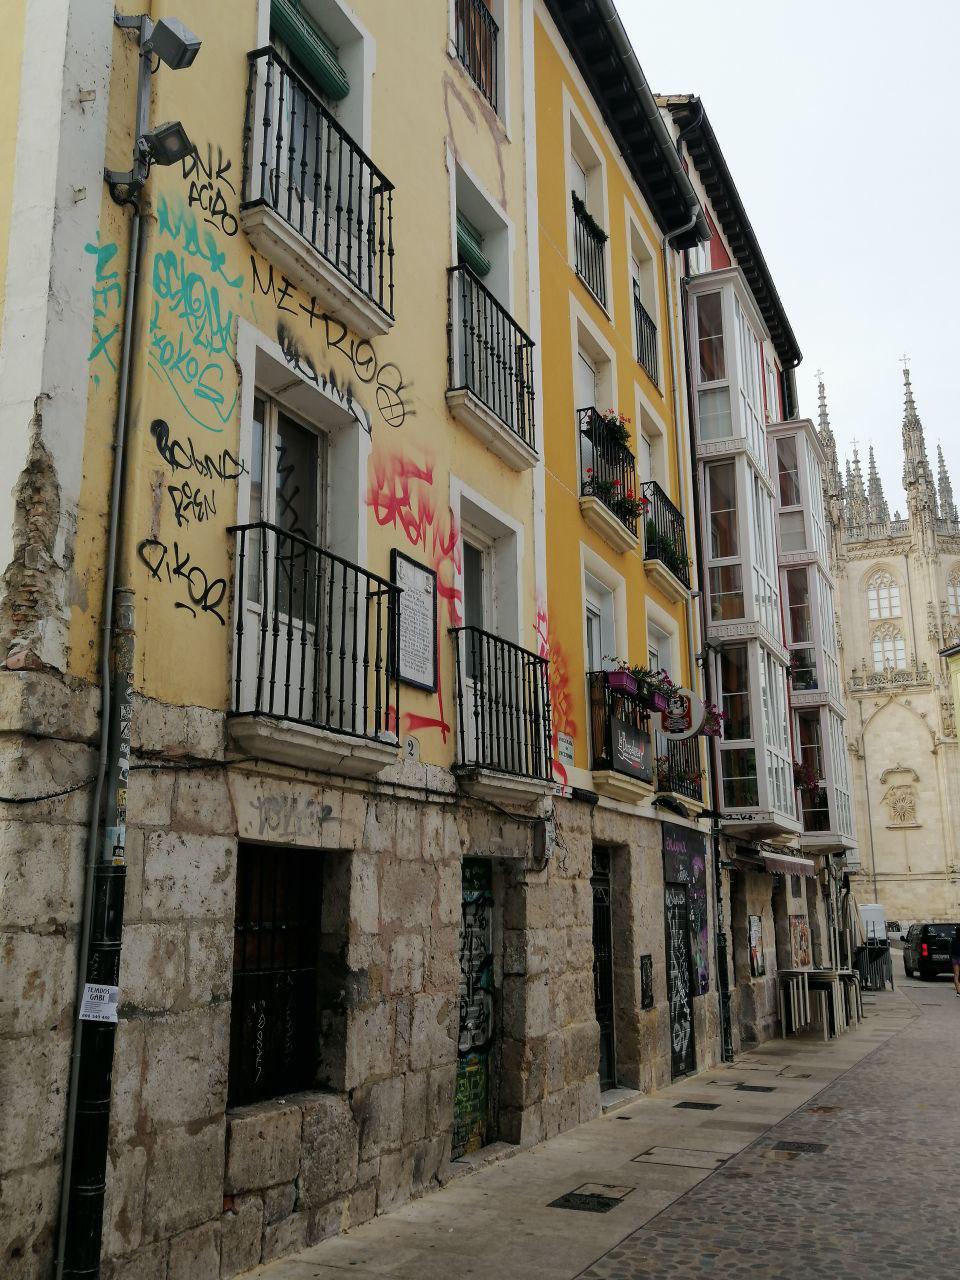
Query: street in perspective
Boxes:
[{"xmin": 1, "ymin": 2, "xmax": 959, "ymax": 1279}]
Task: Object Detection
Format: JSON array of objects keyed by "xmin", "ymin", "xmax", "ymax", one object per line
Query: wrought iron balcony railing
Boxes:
[
  {"xmin": 455, "ymin": 0, "xmax": 499, "ymax": 109},
  {"xmin": 656, "ymin": 734, "xmax": 704, "ymax": 802},
  {"xmin": 579, "ymin": 408, "xmax": 640, "ymax": 536},
  {"xmin": 572, "ymin": 192, "xmax": 607, "ymax": 306},
  {"xmin": 588, "ymin": 672, "xmax": 653, "ymax": 782},
  {"xmin": 641, "ymin": 481, "xmax": 690, "ymax": 588},
  {"xmin": 448, "ymin": 264, "xmax": 536, "ymax": 449},
  {"xmin": 229, "ymin": 521, "xmax": 399, "ymax": 742},
  {"xmin": 241, "ymin": 46, "xmax": 395, "ymax": 319},
  {"xmin": 633, "ymin": 280, "xmax": 659, "ymax": 386},
  {"xmin": 451, "ymin": 626, "xmax": 552, "ymax": 780}
]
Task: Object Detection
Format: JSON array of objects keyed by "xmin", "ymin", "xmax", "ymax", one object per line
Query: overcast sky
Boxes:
[{"xmin": 619, "ymin": 0, "xmax": 958, "ymax": 513}]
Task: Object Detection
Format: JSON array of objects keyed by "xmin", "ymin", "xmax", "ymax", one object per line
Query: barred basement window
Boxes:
[{"xmin": 228, "ymin": 844, "xmax": 323, "ymax": 1107}]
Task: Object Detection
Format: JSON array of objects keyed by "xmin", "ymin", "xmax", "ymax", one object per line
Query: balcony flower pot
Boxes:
[
  {"xmin": 606, "ymin": 669, "xmax": 638, "ymax": 696},
  {"xmin": 650, "ymin": 690, "xmax": 669, "ymax": 714}
]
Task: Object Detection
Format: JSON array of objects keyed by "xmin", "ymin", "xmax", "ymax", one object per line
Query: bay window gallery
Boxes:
[{"xmin": 715, "ymin": 641, "xmax": 795, "ymax": 821}]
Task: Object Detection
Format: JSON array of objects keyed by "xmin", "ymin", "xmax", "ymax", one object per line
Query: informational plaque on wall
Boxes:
[{"xmin": 391, "ymin": 550, "xmax": 438, "ymax": 692}]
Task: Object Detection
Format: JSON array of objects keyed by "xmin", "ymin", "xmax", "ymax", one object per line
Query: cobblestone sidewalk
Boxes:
[{"xmin": 244, "ymin": 983, "xmax": 928, "ymax": 1280}]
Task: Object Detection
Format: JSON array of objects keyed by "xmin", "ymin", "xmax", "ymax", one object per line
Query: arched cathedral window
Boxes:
[
  {"xmin": 866, "ymin": 570, "xmax": 901, "ymax": 620},
  {"xmin": 871, "ymin": 623, "xmax": 906, "ymax": 672},
  {"xmin": 947, "ymin": 566, "xmax": 960, "ymax": 616}
]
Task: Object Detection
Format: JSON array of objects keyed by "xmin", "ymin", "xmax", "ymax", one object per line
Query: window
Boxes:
[
  {"xmin": 647, "ymin": 621, "xmax": 673, "ymax": 680},
  {"xmin": 948, "ymin": 566, "xmax": 960, "ymax": 616},
  {"xmin": 569, "ymin": 120, "xmax": 607, "ymax": 306},
  {"xmin": 575, "ymin": 350, "xmax": 598, "ymax": 413},
  {"xmin": 687, "ymin": 239, "xmax": 709, "ymax": 277},
  {"xmin": 585, "ymin": 573, "xmax": 615, "ymax": 673},
  {"xmin": 735, "ymin": 296, "xmax": 765, "ymax": 465},
  {"xmin": 708, "ymin": 461, "xmax": 738, "ymax": 559},
  {"xmin": 636, "ymin": 429, "xmax": 653, "ymax": 482},
  {"xmin": 722, "ymin": 748, "xmax": 758, "ymax": 808},
  {"xmin": 228, "ymin": 845, "xmax": 323, "ymax": 1107},
  {"xmin": 462, "ymin": 536, "xmax": 491, "ymax": 678},
  {"xmin": 720, "ymin": 645, "xmax": 751, "ymax": 740},
  {"xmin": 872, "ymin": 623, "xmax": 906, "ymax": 671},
  {"xmin": 866, "ymin": 570, "xmax": 901, "ymax": 620},
  {"xmin": 454, "ymin": 0, "xmax": 500, "ymax": 111},
  {"xmin": 786, "ymin": 568, "xmax": 812, "ymax": 645},
  {"xmin": 248, "ymin": 394, "xmax": 326, "ymax": 615},
  {"xmin": 777, "ymin": 436, "xmax": 801, "ymax": 507},
  {"xmin": 710, "ymin": 565, "xmax": 745, "ymax": 621},
  {"xmin": 796, "ymin": 710, "xmax": 824, "ymax": 780},
  {"xmin": 695, "ymin": 293, "xmax": 732, "ymax": 442},
  {"xmin": 765, "ymin": 361, "xmax": 781, "ymax": 424},
  {"xmin": 779, "ymin": 511, "xmax": 806, "ymax": 553}
]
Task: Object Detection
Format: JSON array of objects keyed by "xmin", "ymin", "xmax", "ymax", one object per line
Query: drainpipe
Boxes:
[
  {"xmin": 55, "ymin": 194, "xmax": 141, "ymax": 1278},
  {"xmin": 858, "ymin": 698, "xmax": 880, "ymax": 904}
]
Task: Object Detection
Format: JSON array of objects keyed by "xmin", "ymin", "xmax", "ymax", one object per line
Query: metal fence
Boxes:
[
  {"xmin": 579, "ymin": 407, "xmax": 639, "ymax": 535},
  {"xmin": 641, "ymin": 480, "xmax": 690, "ymax": 588},
  {"xmin": 455, "ymin": 0, "xmax": 499, "ymax": 109},
  {"xmin": 656, "ymin": 734, "xmax": 704, "ymax": 802},
  {"xmin": 448, "ymin": 263, "xmax": 536, "ymax": 449},
  {"xmin": 572, "ymin": 192, "xmax": 607, "ymax": 306},
  {"xmin": 229, "ymin": 521, "xmax": 399, "ymax": 742},
  {"xmin": 633, "ymin": 280, "xmax": 659, "ymax": 385},
  {"xmin": 241, "ymin": 46, "xmax": 395, "ymax": 319},
  {"xmin": 451, "ymin": 625, "xmax": 552, "ymax": 779}
]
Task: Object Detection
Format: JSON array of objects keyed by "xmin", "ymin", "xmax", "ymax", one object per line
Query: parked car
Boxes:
[{"xmin": 903, "ymin": 923, "xmax": 960, "ymax": 979}]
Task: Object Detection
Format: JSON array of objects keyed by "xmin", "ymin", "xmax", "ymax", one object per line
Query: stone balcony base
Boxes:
[{"xmin": 228, "ymin": 714, "xmax": 399, "ymax": 778}]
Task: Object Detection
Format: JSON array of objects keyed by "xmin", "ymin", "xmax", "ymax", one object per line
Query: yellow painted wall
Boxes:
[
  {"xmin": 68, "ymin": 0, "xmax": 538, "ymax": 771},
  {"xmin": 534, "ymin": 10, "xmax": 696, "ymax": 779},
  {"xmin": 0, "ymin": 0, "xmax": 26, "ymax": 341}
]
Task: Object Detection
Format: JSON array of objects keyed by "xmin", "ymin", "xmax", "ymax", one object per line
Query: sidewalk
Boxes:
[{"xmin": 242, "ymin": 987, "xmax": 917, "ymax": 1280}]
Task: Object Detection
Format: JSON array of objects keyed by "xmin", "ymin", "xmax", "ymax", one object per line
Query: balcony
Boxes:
[
  {"xmin": 240, "ymin": 47, "xmax": 395, "ymax": 338},
  {"xmin": 633, "ymin": 281, "xmax": 659, "ymax": 387},
  {"xmin": 578, "ymin": 408, "xmax": 640, "ymax": 553},
  {"xmin": 572, "ymin": 192, "xmax": 607, "ymax": 307},
  {"xmin": 446, "ymin": 264, "xmax": 537, "ymax": 470},
  {"xmin": 450, "ymin": 626, "xmax": 553, "ymax": 802},
  {"xmin": 227, "ymin": 522, "xmax": 400, "ymax": 776},
  {"xmin": 655, "ymin": 736, "xmax": 704, "ymax": 808},
  {"xmin": 454, "ymin": 0, "xmax": 499, "ymax": 110},
  {"xmin": 588, "ymin": 672, "xmax": 654, "ymax": 803},
  {"xmin": 641, "ymin": 481, "xmax": 690, "ymax": 599}
]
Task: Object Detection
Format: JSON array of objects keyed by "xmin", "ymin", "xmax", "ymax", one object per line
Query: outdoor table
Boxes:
[
  {"xmin": 777, "ymin": 968, "xmax": 810, "ymax": 1036},
  {"xmin": 807, "ymin": 969, "xmax": 845, "ymax": 1038}
]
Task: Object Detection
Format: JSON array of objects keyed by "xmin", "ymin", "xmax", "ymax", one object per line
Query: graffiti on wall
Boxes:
[
  {"xmin": 367, "ymin": 446, "xmax": 461, "ymax": 741},
  {"xmin": 181, "ymin": 142, "xmax": 239, "ymax": 237},
  {"xmin": 534, "ymin": 606, "xmax": 577, "ymax": 785},
  {"xmin": 662, "ymin": 822, "xmax": 710, "ymax": 996},
  {"xmin": 149, "ymin": 195, "xmax": 244, "ymax": 434},
  {"xmin": 86, "ymin": 235, "xmax": 123, "ymax": 390}
]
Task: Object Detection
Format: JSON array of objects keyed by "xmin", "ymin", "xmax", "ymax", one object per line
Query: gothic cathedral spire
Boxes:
[
  {"xmin": 901, "ymin": 366, "xmax": 937, "ymax": 509},
  {"xmin": 938, "ymin": 444, "xmax": 958, "ymax": 525},
  {"xmin": 866, "ymin": 445, "xmax": 889, "ymax": 526}
]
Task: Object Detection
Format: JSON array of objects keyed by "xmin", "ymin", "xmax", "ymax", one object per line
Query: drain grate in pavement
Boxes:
[
  {"xmin": 674, "ymin": 1101, "xmax": 720, "ymax": 1111},
  {"xmin": 736, "ymin": 1084, "xmax": 776, "ymax": 1093},
  {"xmin": 633, "ymin": 1146, "xmax": 729, "ymax": 1170},
  {"xmin": 549, "ymin": 1183, "xmax": 634, "ymax": 1213},
  {"xmin": 774, "ymin": 1140, "xmax": 828, "ymax": 1153}
]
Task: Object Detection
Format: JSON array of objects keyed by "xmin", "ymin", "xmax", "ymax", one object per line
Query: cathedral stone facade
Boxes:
[{"xmin": 821, "ymin": 369, "xmax": 960, "ymax": 922}]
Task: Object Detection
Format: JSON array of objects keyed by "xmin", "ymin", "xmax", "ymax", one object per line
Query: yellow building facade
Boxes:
[{"xmin": 0, "ymin": 4, "xmax": 731, "ymax": 1277}]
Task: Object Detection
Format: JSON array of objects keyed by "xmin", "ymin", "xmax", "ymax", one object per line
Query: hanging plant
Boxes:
[
  {"xmin": 656, "ymin": 754, "xmax": 703, "ymax": 792},
  {"xmin": 793, "ymin": 760, "xmax": 820, "ymax": 792},
  {"xmin": 595, "ymin": 409, "xmax": 632, "ymax": 450},
  {"xmin": 571, "ymin": 190, "xmax": 608, "ymax": 243},
  {"xmin": 702, "ymin": 701, "xmax": 726, "ymax": 738}
]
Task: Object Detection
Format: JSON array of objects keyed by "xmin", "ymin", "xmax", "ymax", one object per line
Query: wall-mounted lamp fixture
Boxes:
[{"xmin": 104, "ymin": 13, "xmax": 201, "ymax": 202}]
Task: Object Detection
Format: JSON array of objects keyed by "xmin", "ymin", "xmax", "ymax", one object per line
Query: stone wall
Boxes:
[
  {"xmin": 1, "ymin": 671, "xmax": 727, "ymax": 1279},
  {"xmin": 729, "ymin": 866, "xmax": 779, "ymax": 1045}
]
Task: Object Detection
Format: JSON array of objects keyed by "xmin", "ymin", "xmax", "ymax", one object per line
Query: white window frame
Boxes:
[{"xmin": 563, "ymin": 87, "xmax": 612, "ymax": 315}]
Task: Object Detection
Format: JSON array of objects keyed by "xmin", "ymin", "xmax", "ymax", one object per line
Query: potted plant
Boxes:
[
  {"xmin": 604, "ymin": 657, "xmax": 638, "ymax": 696},
  {"xmin": 702, "ymin": 701, "xmax": 726, "ymax": 738},
  {"xmin": 594, "ymin": 409, "xmax": 631, "ymax": 450},
  {"xmin": 656, "ymin": 754, "xmax": 703, "ymax": 793},
  {"xmin": 613, "ymin": 487, "xmax": 644, "ymax": 523}
]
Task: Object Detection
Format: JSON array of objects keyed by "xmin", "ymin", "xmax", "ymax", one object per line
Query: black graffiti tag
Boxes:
[
  {"xmin": 137, "ymin": 537, "xmax": 227, "ymax": 624},
  {"xmin": 168, "ymin": 480, "xmax": 217, "ymax": 528},
  {"xmin": 181, "ymin": 143, "xmax": 238, "ymax": 237},
  {"xmin": 150, "ymin": 419, "xmax": 247, "ymax": 482}
]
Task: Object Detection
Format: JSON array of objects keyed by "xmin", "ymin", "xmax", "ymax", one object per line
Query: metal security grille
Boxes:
[
  {"xmin": 591, "ymin": 849, "xmax": 616, "ymax": 1089},
  {"xmin": 228, "ymin": 845, "xmax": 322, "ymax": 1107},
  {"xmin": 453, "ymin": 860, "xmax": 494, "ymax": 1158},
  {"xmin": 633, "ymin": 280, "xmax": 659, "ymax": 386},
  {"xmin": 454, "ymin": 0, "xmax": 499, "ymax": 109}
]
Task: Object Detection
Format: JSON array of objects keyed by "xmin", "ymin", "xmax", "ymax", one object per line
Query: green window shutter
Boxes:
[
  {"xmin": 271, "ymin": 0, "xmax": 350, "ymax": 101},
  {"xmin": 456, "ymin": 212, "xmax": 491, "ymax": 277}
]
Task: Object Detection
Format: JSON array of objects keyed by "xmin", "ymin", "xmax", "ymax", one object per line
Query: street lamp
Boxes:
[{"xmin": 104, "ymin": 13, "xmax": 202, "ymax": 201}]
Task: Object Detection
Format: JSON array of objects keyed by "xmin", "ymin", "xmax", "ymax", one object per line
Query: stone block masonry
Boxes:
[{"xmin": 0, "ymin": 673, "xmax": 729, "ymax": 1279}]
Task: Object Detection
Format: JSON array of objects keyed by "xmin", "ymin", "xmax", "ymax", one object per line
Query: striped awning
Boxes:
[{"xmin": 762, "ymin": 852, "xmax": 817, "ymax": 878}]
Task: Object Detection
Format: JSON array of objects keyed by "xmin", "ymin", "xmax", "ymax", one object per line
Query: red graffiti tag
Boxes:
[
  {"xmin": 368, "ymin": 448, "xmax": 462, "ymax": 740},
  {"xmin": 535, "ymin": 605, "xmax": 577, "ymax": 785}
]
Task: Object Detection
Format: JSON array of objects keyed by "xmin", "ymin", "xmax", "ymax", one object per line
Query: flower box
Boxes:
[{"xmin": 606, "ymin": 669, "xmax": 638, "ymax": 696}]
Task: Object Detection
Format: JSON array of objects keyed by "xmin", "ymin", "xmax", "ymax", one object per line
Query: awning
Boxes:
[{"xmin": 762, "ymin": 852, "xmax": 817, "ymax": 878}]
